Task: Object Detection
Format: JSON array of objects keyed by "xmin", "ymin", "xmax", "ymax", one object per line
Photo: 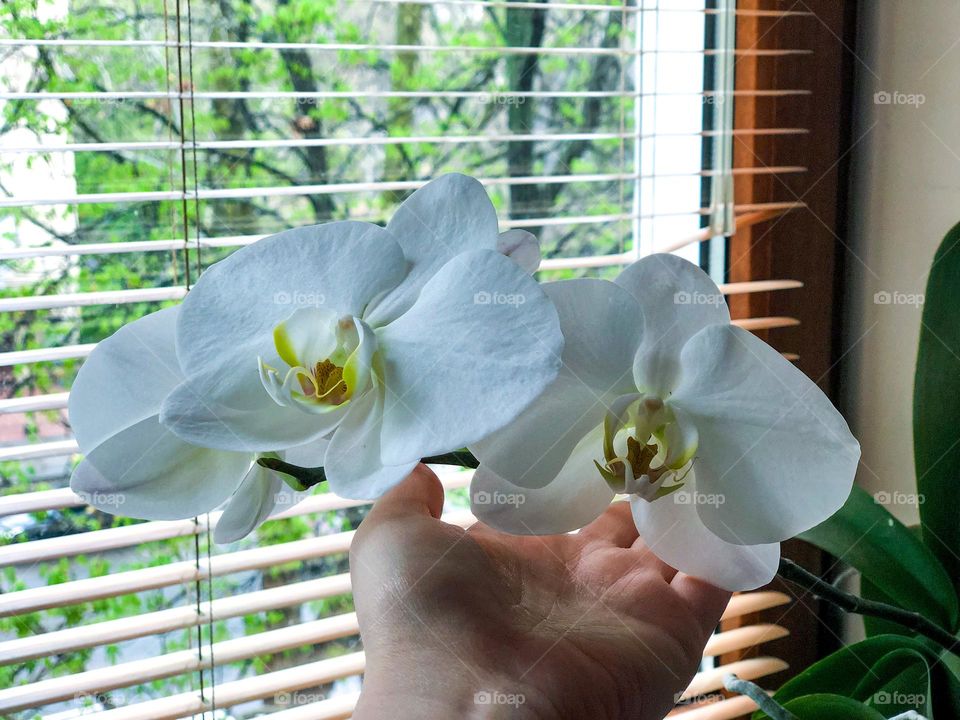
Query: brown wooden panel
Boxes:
[{"xmin": 721, "ymin": 0, "xmax": 859, "ymax": 692}]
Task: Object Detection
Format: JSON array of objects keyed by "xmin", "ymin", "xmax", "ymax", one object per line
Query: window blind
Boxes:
[{"xmin": 1, "ymin": 0, "xmax": 809, "ymax": 717}]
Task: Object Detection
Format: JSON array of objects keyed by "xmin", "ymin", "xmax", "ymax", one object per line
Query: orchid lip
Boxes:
[
  {"xmin": 259, "ymin": 308, "xmax": 378, "ymax": 415},
  {"xmin": 595, "ymin": 392, "xmax": 697, "ymax": 500}
]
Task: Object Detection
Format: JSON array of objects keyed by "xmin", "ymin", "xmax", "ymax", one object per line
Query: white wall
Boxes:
[{"xmin": 843, "ymin": 1, "xmax": 960, "ymax": 525}]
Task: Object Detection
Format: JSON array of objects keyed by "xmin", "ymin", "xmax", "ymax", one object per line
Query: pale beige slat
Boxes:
[
  {"xmin": 0, "ymin": 573, "xmax": 352, "ymax": 665},
  {"xmin": 0, "ymin": 613, "xmax": 360, "ymax": 713},
  {"xmin": 0, "ymin": 487, "xmax": 77, "ymax": 516},
  {"xmin": 0, "ymin": 391, "xmax": 69, "ymax": 414},
  {"xmin": 267, "ymin": 693, "xmax": 360, "ymax": 720},
  {"xmin": 50, "ymin": 631, "xmax": 783, "ymax": 719},
  {"xmin": 702, "ymin": 624, "xmax": 789, "ymax": 657},
  {"xmin": 680, "ymin": 657, "xmax": 789, "ymax": 701},
  {"xmin": 668, "ymin": 694, "xmax": 761, "ymax": 720},
  {"xmin": 0, "ymin": 438, "xmax": 78, "ymax": 461},
  {"xmin": 80, "ymin": 652, "xmax": 367, "ymax": 720},
  {"xmin": 719, "ymin": 280, "xmax": 803, "ymax": 295},
  {"xmin": 0, "ymin": 471, "xmax": 471, "ymax": 562},
  {"xmin": 733, "ymin": 316, "xmax": 801, "ymax": 331},
  {"xmin": 721, "ymin": 591, "xmax": 791, "ymax": 620},
  {"xmin": 0, "ymin": 518, "xmax": 208, "ymax": 567},
  {"xmin": 0, "ymin": 511, "xmax": 475, "ymax": 617}
]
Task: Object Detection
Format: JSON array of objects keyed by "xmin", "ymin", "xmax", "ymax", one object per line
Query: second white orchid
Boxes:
[{"xmin": 469, "ymin": 253, "xmax": 861, "ymax": 591}]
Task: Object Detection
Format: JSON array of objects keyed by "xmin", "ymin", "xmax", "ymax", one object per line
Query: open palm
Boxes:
[{"xmin": 350, "ymin": 465, "xmax": 731, "ymax": 720}]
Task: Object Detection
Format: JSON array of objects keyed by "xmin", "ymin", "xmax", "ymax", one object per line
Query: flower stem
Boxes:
[
  {"xmin": 777, "ymin": 558, "xmax": 959, "ymax": 655},
  {"xmin": 723, "ymin": 674, "xmax": 796, "ymax": 720},
  {"xmin": 256, "ymin": 450, "xmax": 480, "ymax": 490}
]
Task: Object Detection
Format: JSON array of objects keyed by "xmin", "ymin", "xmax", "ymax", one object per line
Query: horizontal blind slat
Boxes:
[
  {"xmin": 0, "ymin": 168, "xmax": 807, "ymax": 209},
  {"xmin": 0, "ymin": 473, "xmax": 471, "ymax": 564},
  {"xmin": 0, "ymin": 511, "xmax": 476, "ymax": 616},
  {"xmin": 0, "ymin": 613, "xmax": 361, "ymax": 713},
  {"xmin": 0, "ymin": 574, "xmax": 353, "ymax": 665},
  {"xmin": 0, "ymin": 127, "xmax": 808, "ymax": 157}
]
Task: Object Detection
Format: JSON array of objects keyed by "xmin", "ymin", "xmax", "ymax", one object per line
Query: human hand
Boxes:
[{"xmin": 350, "ymin": 465, "xmax": 731, "ymax": 720}]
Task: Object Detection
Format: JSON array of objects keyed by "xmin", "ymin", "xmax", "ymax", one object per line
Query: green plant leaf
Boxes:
[
  {"xmin": 853, "ymin": 648, "xmax": 932, "ymax": 717},
  {"xmin": 915, "ymin": 219, "xmax": 960, "ymax": 596},
  {"xmin": 753, "ymin": 635, "xmax": 960, "ymax": 720},
  {"xmin": 799, "ymin": 486, "xmax": 958, "ymax": 631},
  {"xmin": 781, "ymin": 694, "xmax": 886, "ymax": 719}
]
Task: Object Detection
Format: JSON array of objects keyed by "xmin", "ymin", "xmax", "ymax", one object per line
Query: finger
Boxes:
[
  {"xmin": 579, "ymin": 501, "xmax": 639, "ymax": 548},
  {"xmin": 365, "ymin": 464, "xmax": 445, "ymax": 523},
  {"xmin": 670, "ymin": 573, "xmax": 732, "ymax": 638},
  {"xmin": 630, "ymin": 536, "xmax": 680, "ymax": 582}
]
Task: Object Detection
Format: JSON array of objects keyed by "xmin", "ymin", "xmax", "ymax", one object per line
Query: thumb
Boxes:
[{"xmin": 364, "ymin": 464, "xmax": 445, "ymax": 524}]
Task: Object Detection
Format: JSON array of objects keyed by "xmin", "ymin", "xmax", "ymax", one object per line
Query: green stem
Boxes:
[
  {"xmin": 257, "ymin": 450, "xmax": 479, "ymax": 490},
  {"xmin": 256, "ymin": 456, "xmax": 327, "ymax": 490},
  {"xmin": 778, "ymin": 558, "xmax": 959, "ymax": 656},
  {"xmin": 723, "ymin": 674, "xmax": 796, "ymax": 720}
]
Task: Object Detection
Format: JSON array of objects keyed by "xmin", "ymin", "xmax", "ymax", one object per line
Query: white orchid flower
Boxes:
[
  {"xmin": 68, "ymin": 306, "xmax": 325, "ymax": 543},
  {"xmin": 469, "ymin": 253, "xmax": 860, "ymax": 591},
  {"xmin": 157, "ymin": 174, "xmax": 562, "ymax": 500}
]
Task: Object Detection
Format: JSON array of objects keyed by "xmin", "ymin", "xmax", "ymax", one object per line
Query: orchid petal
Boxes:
[
  {"xmin": 364, "ymin": 174, "xmax": 500, "ymax": 325},
  {"xmin": 71, "ymin": 416, "xmax": 251, "ymax": 520},
  {"xmin": 273, "ymin": 306, "xmax": 339, "ymax": 367},
  {"xmin": 175, "ymin": 221, "xmax": 405, "ymax": 405},
  {"xmin": 471, "ymin": 279, "xmax": 641, "ymax": 489},
  {"xmin": 378, "ymin": 249, "xmax": 563, "ymax": 464},
  {"xmin": 671, "ymin": 324, "xmax": 860, "ymax": 544},
  {"xmin": 213, "ymin": 463, "xmax": 283, "ymax": 543},
  {"xmin": 161, "ymin": 371, "xmax": 348, "ymax": 451},
  {"xmin": 69, "ymin": 306, "xmax": 182, "ymax": 453},
  {"xmin": 630, "ymin": 489, "xmax": 779, "ymax": 591},
  {"xmin": 471, "ymin": 425, "xmax": 615, "ymax": 534},
  {"xmin": 323, "ymin": 388, "xmax": 417, "ymax": 499},
  {"xmin": 615, "ymin": 253, "xmax": 730, "ymax": 395},
  {"xmin": 496, "ymin": 229, "xmax": 541, "ymax": 273}
]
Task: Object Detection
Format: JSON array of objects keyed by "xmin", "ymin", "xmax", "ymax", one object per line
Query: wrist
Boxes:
[{"xmin": 355, "ymin": 650, "xmax": 544, "ymax": 720}]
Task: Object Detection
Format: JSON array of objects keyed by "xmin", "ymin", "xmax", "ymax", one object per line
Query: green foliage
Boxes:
[
  {"xmin": 780, "ymin": 221, "xmax": 960, "ymax": 718},
  {"xmin": 914, "ymin": 219, "xmax": 960, "ymax": 593},
  {"xmin": 799, "ymin": 485, "xmax": 958, "ymax": 632}
]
